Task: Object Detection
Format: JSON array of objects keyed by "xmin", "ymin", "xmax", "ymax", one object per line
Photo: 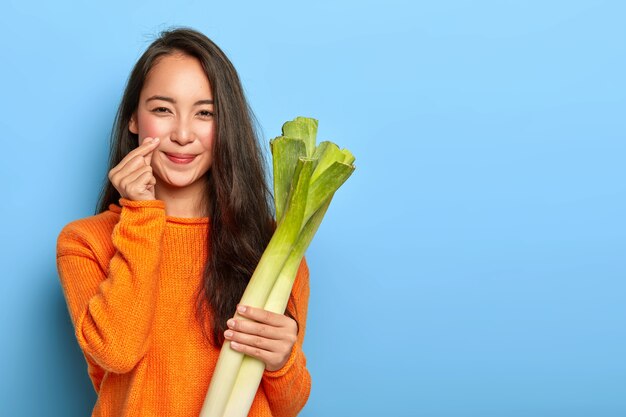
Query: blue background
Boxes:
[{"xmin": 1, "ymin": 1, "xmax": 625, "ymax": 416}]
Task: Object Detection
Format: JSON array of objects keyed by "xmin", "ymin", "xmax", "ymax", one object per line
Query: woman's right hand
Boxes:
[{"xmin": 108, "ymin": 137, "xmax": 160, "ymax": 201}]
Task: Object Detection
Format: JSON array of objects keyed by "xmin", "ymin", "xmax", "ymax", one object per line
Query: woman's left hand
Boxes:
[{"xmin": 224, "ymin": 304, "xmax": 298, "ymax": 372}]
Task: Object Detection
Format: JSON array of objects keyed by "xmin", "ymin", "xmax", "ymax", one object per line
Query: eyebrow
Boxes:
[{"xmin": 145, "ymin": 95, "xmax": 214, "ymax": 105}]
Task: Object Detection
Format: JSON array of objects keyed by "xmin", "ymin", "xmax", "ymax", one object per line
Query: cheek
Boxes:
[
  {"xmin": 137, "ymin": 114, "xmax": 169, "ymax": 140},
  {"xmin": 198, "ymin": 124, "xmax": 216, "ymax": 151}
]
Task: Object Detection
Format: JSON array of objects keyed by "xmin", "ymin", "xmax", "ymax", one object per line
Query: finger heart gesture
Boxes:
[{"xmin": 108, "ymin": 137, "xmax": 159, "ymax": 201}]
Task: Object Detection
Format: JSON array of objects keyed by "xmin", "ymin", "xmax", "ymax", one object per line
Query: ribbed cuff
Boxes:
[{"xmin": 113, "ymin": 197, "xmax": 166, "ymax": 255}]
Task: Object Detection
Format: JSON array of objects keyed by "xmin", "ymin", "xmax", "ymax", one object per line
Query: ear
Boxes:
[{"xmin": 129, "ymin": 112, "xmax": 139, "ymax": 134}]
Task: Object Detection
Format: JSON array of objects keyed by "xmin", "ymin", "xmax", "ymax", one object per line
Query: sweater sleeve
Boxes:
[
  {"xmin": 260, "ymin": 258, "xmax": 312, "ymax": 417},
  {"xmin": 56, "ymin": 199, "xmax": 166, "ymax": 374}
]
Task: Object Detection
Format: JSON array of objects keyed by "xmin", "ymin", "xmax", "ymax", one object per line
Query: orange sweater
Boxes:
[{"xmin": 56, "ymin": 198, "xmax": 311, "ymax": 417}]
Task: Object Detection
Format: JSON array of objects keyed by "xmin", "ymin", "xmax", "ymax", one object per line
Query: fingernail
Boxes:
[
  {"xmin": 230, "ymin": 341, "xmax": 240, "ymax": 349},
  {"xmin": 237, "ymin": 305, "xmax": 246, "ymax": 313},
  {"xmin": 227, "ymin": 319, "xmax": 235, "ymax": 328},
  {"xmin": 153, "ymin": 137, "xmax": 159, "ymax": 143},
  {"xmin": 225, "ymin": 330, "xmax": 233, "ymax": 338}
]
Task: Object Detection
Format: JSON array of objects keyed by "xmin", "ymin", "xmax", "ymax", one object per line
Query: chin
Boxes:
[{"xmin": 157, "ymin": 173, "xmax": 207, "ymax": 189}]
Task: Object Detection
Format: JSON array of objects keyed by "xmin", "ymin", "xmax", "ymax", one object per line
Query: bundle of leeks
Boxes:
[{"xmin": 200, "ymin": 116, "xmax": 355, "ymax": 417}]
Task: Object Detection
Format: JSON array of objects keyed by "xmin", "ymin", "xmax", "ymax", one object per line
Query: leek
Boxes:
[{"xmin": 199, "ymin": 117, "xmax": 355, "ymax": 417}]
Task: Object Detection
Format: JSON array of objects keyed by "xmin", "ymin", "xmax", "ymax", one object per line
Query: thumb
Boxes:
[{"xmin": 143, "ymin": 137, "xmax": 158, "ymax": 166}]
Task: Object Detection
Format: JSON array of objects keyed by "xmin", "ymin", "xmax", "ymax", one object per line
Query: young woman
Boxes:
[{"xmin": 56, "ymin": 27, "xmax": 311, "ymax": 417}]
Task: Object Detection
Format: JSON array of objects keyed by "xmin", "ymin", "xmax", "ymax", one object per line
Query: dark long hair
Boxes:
[{"xmin": 97, "ymin": 27, "xmax": 294, "ymax": 346}]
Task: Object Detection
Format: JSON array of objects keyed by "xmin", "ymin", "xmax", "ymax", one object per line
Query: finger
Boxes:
[
  {"xmin": 235, "ymin": 305, "xmax": 290, "ymax": 328},
  {"xmin": 144, "ymin": 175, "xmax": 157, "ymax": 194},
  {"xmin": 110, "ymin": 154, "xmax": 151, "ymax": 188},
  {"xmin": 110, "ymin": 137, "xmax": 159, "ymax": 177},
  {"xmin": 226, "ymin": 316, "xmax": 284, "ymax": 340},
  {"xmin": 117, "ymin": 154, "xmax": 151, "ymax": 176},
  {"xmin": 126, "ymin": 171, "xmax": 156, "ymax": 197},
  {"xmin": 224, "ymin": 329, "xmax": 282, "ymax": 353},
  {"xmin": 143, "ymin": 137, "xmax": 157, "ymax": 166},
  {"xmin": 228, "ymin": 340, "xmax": 275, "ymax": 365},
  {"xmin": 110, "ymin": 141, "xmax": 155, "ymax": 179},
  {"xmin": 119, "ymin": 165, "xmax": 153, "ymax": 191},
  {"xmin": 110, "ymin": 141, "xmax": 149, "ymax": 177}
]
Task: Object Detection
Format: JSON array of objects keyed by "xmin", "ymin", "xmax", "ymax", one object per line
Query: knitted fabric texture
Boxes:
[{"xmin": 56, "ymin": 198, "xmax": 311, "ymax": 417}]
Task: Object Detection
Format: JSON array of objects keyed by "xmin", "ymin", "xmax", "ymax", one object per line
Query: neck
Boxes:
[{"xmin": 154, "ymin": 179, "xmax": 209, "ymax": 218}]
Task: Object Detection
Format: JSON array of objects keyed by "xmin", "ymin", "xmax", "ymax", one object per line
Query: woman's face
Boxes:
[{"xmin": 129, "ymin": 53, "xmax": 215, "ymax": 192}]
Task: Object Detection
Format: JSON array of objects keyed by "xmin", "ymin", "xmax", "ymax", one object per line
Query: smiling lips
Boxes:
[{"xmin": 164, "ymin": 152, "xmax": 197, "ymax": 164}]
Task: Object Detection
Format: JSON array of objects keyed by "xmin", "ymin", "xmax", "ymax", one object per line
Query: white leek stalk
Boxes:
[{"xmin": 199, "ymin": 117, "xmax": 355, "ymax": 417}]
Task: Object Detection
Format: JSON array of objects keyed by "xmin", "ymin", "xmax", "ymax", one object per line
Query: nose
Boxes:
[{"xmin": 170, "ymin": 117, "xmax": 195, "ymax": 146}]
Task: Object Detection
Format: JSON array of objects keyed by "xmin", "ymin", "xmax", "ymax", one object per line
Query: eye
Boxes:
[
  {"xmin": 198, "ymin": 110, "xmax": 214, "ymax": 118},
  {"xmin": 151, "ymin": 107, "xmax": 171, "ymax": 114}
]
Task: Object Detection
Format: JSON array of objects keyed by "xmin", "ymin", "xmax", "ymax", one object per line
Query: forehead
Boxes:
[{"xmin": 142, "ymin": 53, "xmax": 212, "ymax": 99}]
